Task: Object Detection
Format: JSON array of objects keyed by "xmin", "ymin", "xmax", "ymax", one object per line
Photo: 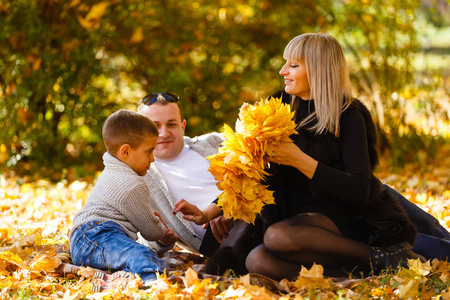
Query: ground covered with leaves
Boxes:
[{"xmin": 1, "ymin": 152, "xmax": 450, "ymax": 299}]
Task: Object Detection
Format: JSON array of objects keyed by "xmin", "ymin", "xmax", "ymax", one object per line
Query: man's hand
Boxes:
[
  {"xmin": 204, "ymin": 216, "xmax": 234, "ymax": 243},
  {"xmin": 173, "ymin": 199, "xmax": 208, "ymax": 225}
]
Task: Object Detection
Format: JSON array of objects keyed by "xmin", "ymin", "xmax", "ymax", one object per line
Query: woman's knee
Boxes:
[
  {"xmin": 263, "ymin": 223, "xmax": 311, "ymax": 253},
  {"xmin": 246, "ymin": 245, "xmax": 270, "ymax": 274},
  {"xmin": 263, "ymin": 224, "xmax": 282, "ymax": 250}
]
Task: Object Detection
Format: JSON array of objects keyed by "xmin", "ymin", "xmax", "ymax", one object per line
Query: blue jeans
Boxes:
[
  {"xmin": 384, "ymin": 184, "xmax": 450, "ymax": 260},
  {"xmin": 384, "ymin": 184, "xmax": 450, "ymax": 239},
  {"xmin": 413, "ymin": 233, "xmax": 450, "ymax": 261},
  {"xmin": 70, "ymin": 220, "xmax": 168, "ymax": 281}
]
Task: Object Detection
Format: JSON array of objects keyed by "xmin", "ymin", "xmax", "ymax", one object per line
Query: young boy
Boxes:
[{"xmin": 69, "ymin": 109, "xmax": 177, "ymax": 291}]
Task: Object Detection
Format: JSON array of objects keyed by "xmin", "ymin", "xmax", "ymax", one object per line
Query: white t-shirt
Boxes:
[{"xmin": 154, "ymin": 144, "xmax": 221, "ymax": 238}]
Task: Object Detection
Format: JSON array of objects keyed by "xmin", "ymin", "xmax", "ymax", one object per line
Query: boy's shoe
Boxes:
[{"xmin": 92, "ymin": 270, "xmax": 131, "ymax": 292}]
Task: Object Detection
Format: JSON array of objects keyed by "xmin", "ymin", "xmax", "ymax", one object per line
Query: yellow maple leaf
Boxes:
[
  {"xmin": 183, "ymin": 267, "xmax": 199, "ymax": 288},
  {"xmin": 294, "ymin": 263, "xmax": 332, "ymax": 291},
  {"xmin": 0, "ymin": 228, "xmax": 7, "ymax": 239},
  {"xmin": 443, "ymin": 190, "xmax": 450, "ymax": 198},
  {"xmin": 30, "ymin": 251, "xmax": 62, "ymax": 273},
  {"xmin": 220, "ymin": 285, "xmax": 248, "ymax": 298},
  {"xmin": 208, "ymin": 97, "xmax": 296, "ymax": 224},
  {"xmin": 185, "ymin": 275, "xmax": 219, "ymax": 299},
  {"xmin": 299, "ymin": 263, "xmax": 324, "ymax": 278},
  {"xmin": 0, "ymin": 251, "xmax": 27, "ymax": 269},
  {"xmin": 395, "ymin": 258, "xmax": 431, "ymax": 299},
  {"xmin": 397, "ymin": 278, "xmax": 421, "ymax": 299},
  {"xmin": 396, "ymin": 258, "xmax": 431, "ymax": 281},
  {"xmin": 407, "ymin": 258, "xmax": 432, "ymax": 276},
  {"xmin": 432, "ymin": 259, "xmax": 450, "ymax": 273},
  {"xmin": 150, "ymin": 273, "xmax": 181, "ymax": 299}
]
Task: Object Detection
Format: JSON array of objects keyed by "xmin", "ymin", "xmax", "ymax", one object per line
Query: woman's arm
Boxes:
[
  {"xmin": 270, "ymin": 109, "xmax": 372, "ymax": 204},
  {"xmin": 172, "ymin": 199, "xmax": 234, "ymax": 243},
  {"xmin": 311, "ymin": 109, "xmax": 372, "ymax": 203},
  {"xmin": 172, "ymin": 199, "xmax": 222, "ymax": 225},
  {"xmin": 269, "ymin": 141, "xmax": 318, "ymax": 179}
]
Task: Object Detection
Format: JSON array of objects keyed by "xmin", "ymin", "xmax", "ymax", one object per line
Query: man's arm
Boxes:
[
  {"xmin": 205, "ymin": 216, "xmax": 234, "ymax": 243},
  {"xmin": 184, "ymin": 132, "xmax": 225, "ymax": 158}
]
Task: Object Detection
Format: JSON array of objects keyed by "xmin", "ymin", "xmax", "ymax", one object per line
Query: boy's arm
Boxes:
[
  {"xmin": 121, "ymin": 184, "xmax": 166, "ymax": 241},
  {"xmin": 154, "ymin": 211, "xmax": 178, "ymax": 246}
]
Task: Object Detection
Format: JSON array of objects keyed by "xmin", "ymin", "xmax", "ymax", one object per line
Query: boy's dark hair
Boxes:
[{"xmin": 102, "ymin": 109, "xmax": 158, "ymax": 155}]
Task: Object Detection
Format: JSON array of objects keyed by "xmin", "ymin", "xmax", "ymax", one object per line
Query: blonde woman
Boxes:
[{"xmin": 243, "ymin": 33, "xmax": 423, "ymax": 279}]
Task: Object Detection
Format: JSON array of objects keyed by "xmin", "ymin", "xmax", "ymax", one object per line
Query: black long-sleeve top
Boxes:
[
  {"xmin": 309, "ymin": 100, "xmax": 372, "ymax": 204},
  {"xmin": 267, "ymin": 98, "xmax": 374, "ymax": 222},
  {"xmin": 264, "ymin": 94, "xmax": 416, "ymax": 245}
]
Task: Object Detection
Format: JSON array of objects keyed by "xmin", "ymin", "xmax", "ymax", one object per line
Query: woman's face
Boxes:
[{"xmin": 279, "ymin": 60, "xmax": 311, "ymax": 100}]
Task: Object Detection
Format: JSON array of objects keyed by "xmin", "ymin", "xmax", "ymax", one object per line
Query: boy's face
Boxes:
[
  {"xmin": 139, "ymin": 103, "xmax": 186, "ymax": 160},
  {"xmin": 126, "ymin": 136, "xmax": 157, "ymax": 176}
]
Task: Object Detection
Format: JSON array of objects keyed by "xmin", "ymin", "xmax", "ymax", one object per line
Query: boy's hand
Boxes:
[
  {"xmin": 172, "ymin": 199, "xmax": 208, "ymax": 225},
  {"xmin": 154, "ymin": 211, "xmax": 178, "ymax": 246},
  {"xmin": 154, "ymin": 211, "xmax": 167, "ymax": 227},
  {"xmin": 159, "ymin": 227, "xmax": 178, "ymax": 246}
]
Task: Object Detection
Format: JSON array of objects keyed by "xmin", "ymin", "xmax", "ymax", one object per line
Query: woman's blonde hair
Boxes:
[{"xmin": 283, "ymin": 33, "xmax": 353, "ymax": 137}]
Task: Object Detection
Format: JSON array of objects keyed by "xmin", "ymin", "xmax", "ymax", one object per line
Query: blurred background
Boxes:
[{"xmin": 0, "ymin": 0, "xmax": 449, "ymax": 182}]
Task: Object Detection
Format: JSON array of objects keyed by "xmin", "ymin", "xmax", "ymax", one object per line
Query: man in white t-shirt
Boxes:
[{"xmin": 137, "ymin": 92, "xmax": 239, "ymax": 256}]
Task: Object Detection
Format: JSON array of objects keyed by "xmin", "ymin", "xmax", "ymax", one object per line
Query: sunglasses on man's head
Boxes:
[{"xmin": 141, "ymin": 92, "xmax": 180, "ymax": 105}]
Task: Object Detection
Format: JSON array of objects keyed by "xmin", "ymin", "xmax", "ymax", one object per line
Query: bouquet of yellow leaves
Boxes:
[{"xmin": 207, "ymin": 97, "xmax": 297, "ymax": 224}]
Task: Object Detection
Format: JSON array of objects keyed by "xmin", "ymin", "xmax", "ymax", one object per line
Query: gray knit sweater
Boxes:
[{"xmin": 69, "ymin": 152, "xmax": 166, "ymax": 242}]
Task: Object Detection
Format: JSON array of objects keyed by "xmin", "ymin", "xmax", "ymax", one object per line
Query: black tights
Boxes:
[{"xmin": 245, "ymin": 213, "xmax": 372, "ymax": 280}]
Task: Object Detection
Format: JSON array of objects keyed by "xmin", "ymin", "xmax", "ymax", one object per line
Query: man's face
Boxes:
[{"xmin": 139, "ymin": 103, "xmax": 186, "ymax": 160}]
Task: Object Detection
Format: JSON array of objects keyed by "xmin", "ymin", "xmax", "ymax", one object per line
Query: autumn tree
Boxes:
[
  {"xmin": 0, "ymin": 0, "xmax": 427, "ymax": 180},
  {"xmin": 0, "ymin": 1, "xmax": 118, "ymax": 179}
]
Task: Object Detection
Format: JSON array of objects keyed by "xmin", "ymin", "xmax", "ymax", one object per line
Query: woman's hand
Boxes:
[
  {"xmin": 173, "ymin": 199, "xmax": 208, "ymax": 225},
  {"xmin": 269, "ymin": 140, "xmax": 303, "ymax": 167},
  {"xmin": 269, "ymin": 140, "xmax": 318, "ymax": 179}
]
